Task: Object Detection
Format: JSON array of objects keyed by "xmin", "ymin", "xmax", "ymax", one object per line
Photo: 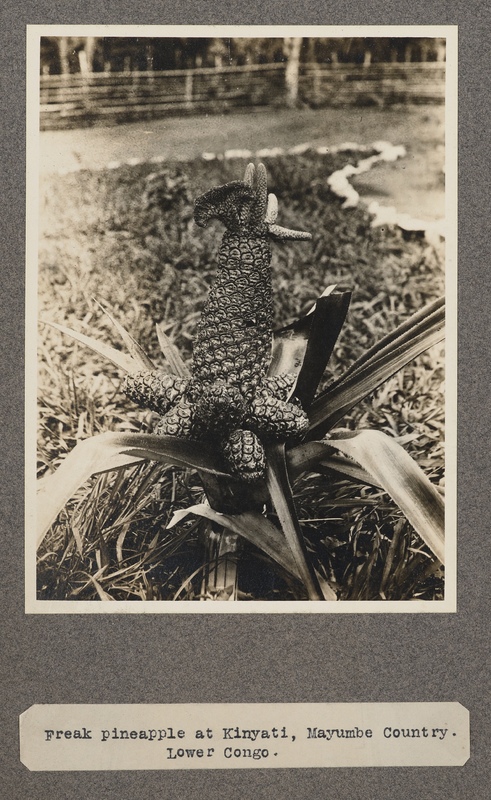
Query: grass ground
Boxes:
[
  {"xmin": 40, "ymin": 105, "xmax": 445, "ymax": 220},
  {"xmin": 36, "ymin": 119, "xmax": 445, "ymax": 602}
]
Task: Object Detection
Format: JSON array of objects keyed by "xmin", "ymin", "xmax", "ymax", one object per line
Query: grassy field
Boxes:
[{"xmin": 36, "ymin": 144, "xmax": 445, "ymax": 602}]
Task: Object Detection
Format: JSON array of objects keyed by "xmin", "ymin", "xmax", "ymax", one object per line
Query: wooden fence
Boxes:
[
  {"xmin": 39, "ymin": 62, "xmax": 445, "ymax": 130},
  {"xmin": 298, "ymin": 62, "xmax": 445, "ymax": 107}
]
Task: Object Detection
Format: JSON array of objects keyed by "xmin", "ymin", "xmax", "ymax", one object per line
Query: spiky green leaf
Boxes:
[
  {"xmin": 93, "ymin": 299, "xmax": 155, "ymax": 371},
  {"xmin": 167, "ymin": 503, "xmax": 301, "ymax": 580},
  {"xmin": 294, "ymin": 291, "xmax": 351, "ymax": 408},
  {"xmin": 37, "ymin": 432, "xmax": 229, "ymax": 546},
  {"xmin": 155, "ymin": 323, "xmax": 192, "ymax": 379},
  {"xmin": 287, "ymin": 440, "xmax": 381, "ymax": 486},
  {"xmin": 266, "ymin": 442, "xmax": 334, "ymax": 600},
  {"xmin": 326, "ymin": 430, "xmax": 445, "ymax": 563},
  {"xmin": 335, "ymin": 297, "xmax": 444, "ymax": 384},
  {"xmin": 42, "ymin": 320, "xmax": 138, "ymax": 374},
  {"xmin": 269, "ymin": 285, "xmax": 338, "ymax": 380},
  {"xmin": 269, "ymin": 312, "xmax": 312, "ymax": 379},
  {"xmin": 308, "ymin": 314, "xmax": 444, "ymax": 438}
]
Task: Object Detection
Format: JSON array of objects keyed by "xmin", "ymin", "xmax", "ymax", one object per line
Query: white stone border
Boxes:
[
  {"xmin": 74, "ymin": 140, "xmax": 445, "ymax": 245},
  {"xmin": 204, "ymin": 141, "xmax": 445, "ymax": 245}
]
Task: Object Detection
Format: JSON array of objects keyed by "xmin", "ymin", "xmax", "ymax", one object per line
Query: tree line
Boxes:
[{"xmin": 40, "ymin": 36, "xmax": 446, "ymax": 76}]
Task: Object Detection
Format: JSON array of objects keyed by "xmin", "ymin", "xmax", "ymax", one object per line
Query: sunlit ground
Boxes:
[{"xmin": 38, "ymin": 104, "xmax": 445, "ymax": 221}]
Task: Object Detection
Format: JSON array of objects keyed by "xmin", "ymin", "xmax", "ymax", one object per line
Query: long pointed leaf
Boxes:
[
  {"xmin": 266, "ymin": 442, "xmax": 333, "ymax": 600},
  {"xmin": 269, "ymin": 313, "xmax": 312, "ymax": 378},
  {"xmin": 93, "ymin": 299, "xmax": 155, "ymax": 371},
  {"xmin": 37, "ymin": 432, "xmax": 229, "ymax": 546},
  {"xmin": 308, "ymin": 324, "xmax": 444, "ymax": 438},
  {"xmin": 327, "ymin": 430, "xmax": 445, "ymax": 563},
  {"xmin": 268, "ymin": 284, "xmax": 339, "ymax": 396},
  {"xmin": 352, "ymin": 306, "xmax": 444, "ymax": 378},
  {"xmin": 334, "ymin": 298, "xmax": 444, "ymax": 385},
  {"xmin": 42, "ymin": 321, "xmax": 138, "ymax": 374},
  {"xmin": 287, "ymin": 440, "xmax": 381, "ymax": 486},
  {"xmin": 167, "ymin": 503, "xmax": 300, "ymax": 579},
  {"xmin": 155, "ymin": 323, "xmax": 192, "ymax": 379},
  {"xmin": 305, "ymin": 284, "xmax": 338, "ymax": 313},
  {"xmin": 294, "ymin": 291, "xmax": 351, "ymax": 409},
  {"xmin": 201, "ymin": 526, "xmax": 240, "ymax": 601},
  {"xmin": 268, "ymin": 285, "xmax": 338, "ymax": 380}
]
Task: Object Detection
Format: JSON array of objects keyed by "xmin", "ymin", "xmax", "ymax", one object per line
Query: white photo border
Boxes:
[{"xmin": 26, "ymin": 24, "xmax": 458, "ymax": 614}]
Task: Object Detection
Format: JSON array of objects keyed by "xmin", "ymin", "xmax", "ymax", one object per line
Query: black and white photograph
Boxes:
[
  {"xmin": 4, "ymin": 8, "xmax": 491, "ymax": 799},
  {"xmin": 28, "ymin": 25, "xmax": 456, "ymax": 610}
]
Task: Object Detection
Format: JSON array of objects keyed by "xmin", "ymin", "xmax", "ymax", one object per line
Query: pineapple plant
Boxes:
[{"xmin": 37, "ymin": 161, "xmax": 445, "ymax": 602}]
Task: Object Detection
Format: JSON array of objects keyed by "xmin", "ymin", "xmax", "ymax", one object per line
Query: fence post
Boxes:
[
  {"xmin": 312, "ymin": 63, "xmax": 322, "ymax": 106},
  {"xmin": 185, "ymin": 71, "xmax": 194, "ymax": 110}
]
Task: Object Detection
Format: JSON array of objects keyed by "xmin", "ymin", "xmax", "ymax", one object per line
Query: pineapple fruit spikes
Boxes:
[{"xmin": 123, "ymin": 163, "xmax": 312, "ymax": 482}]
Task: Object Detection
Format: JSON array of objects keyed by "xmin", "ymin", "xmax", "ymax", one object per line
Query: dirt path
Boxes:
[{"xmin": 39, "ymin": 105, "xmax": 445, "ymax": 221}]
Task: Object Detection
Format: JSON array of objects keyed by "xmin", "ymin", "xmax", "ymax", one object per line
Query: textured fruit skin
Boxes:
[
  {"xmin": 122, "ymin": 371, "xmax": 187, "ymax": 415},
  {"xmin": 190, "ymin": 227, "xmax": 273, "ymax": 397},
  {"xmin": 222, "ymin": 429, "xmax": 266, "ymax": 483},
  {"xmin": 123, "ymin": 164, "xmax": 311, "ymax": 481}
]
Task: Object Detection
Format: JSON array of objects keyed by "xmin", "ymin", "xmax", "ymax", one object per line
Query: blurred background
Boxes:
[
  {"xmin": 40, "ymin": 35, "xmax": 445, "ymax": 123},
  {"xmin": 38, "ymin": 35, "xmax": 446, "ymax": 221}
]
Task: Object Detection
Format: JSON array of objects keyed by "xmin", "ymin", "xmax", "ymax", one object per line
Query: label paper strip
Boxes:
[{"xmin": 20, "ymin": 702, "xmax": 469, "ymax": 771}]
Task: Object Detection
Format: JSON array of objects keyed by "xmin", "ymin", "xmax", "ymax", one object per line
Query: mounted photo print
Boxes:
[{"xmin": 26, "ymin": 25, "xmax": 457, "ymax": 612}]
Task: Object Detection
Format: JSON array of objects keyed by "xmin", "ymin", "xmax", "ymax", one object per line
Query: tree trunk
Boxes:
[
  {"xmin": 58, "ymin": 37, "xmax": 70, "ymax": 75},
  {"xmin": 284, "ymin": 37, "xmax": 302, "ymax": 107},
  {"xmin": 85, "ymin": 37, "xmax": 97, "ymax": 72}
]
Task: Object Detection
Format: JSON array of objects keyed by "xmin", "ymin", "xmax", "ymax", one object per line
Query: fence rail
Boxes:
[
  {"xmin": 298, "ymin": 63, "xmax": 445, "ymax": 107},
  {"xmin": 39, "ymin": 62, "xmax": 445, "ymax": 130}
]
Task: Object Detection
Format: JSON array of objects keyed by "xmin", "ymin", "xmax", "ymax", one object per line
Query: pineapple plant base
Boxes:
[{"xmin": 37, "ymin": 150, "xmax": 445, "ymax": 602}]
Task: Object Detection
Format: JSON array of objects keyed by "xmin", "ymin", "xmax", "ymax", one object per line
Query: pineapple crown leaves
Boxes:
[{"xmin": 194, "ymin": 162, "xmax": 312, "ymax": 241}]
